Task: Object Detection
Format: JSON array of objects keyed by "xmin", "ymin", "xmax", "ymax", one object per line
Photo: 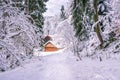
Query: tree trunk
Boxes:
[
  {"xmin": 93, "ymin": 0, "xmax": 104, "ymax": 45},
  {"xmin": 25, "ymin": 0, "xmax": 29, "ymax": 14},
  {"xmin": 2, "ymin": 11, "xmax": 7, "ymax": 36}
]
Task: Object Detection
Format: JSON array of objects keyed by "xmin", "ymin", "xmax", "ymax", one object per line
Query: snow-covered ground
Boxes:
[
  {"xmin": 33, "ymin": 47, "xmax": 66, "ymax": 56},
  {"xmin": 0, "ymin": 50, "xmax": 120, "ymax": 80}
]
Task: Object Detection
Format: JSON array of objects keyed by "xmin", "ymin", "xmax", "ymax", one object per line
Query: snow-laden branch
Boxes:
[{"xmin": 92, "ymin": 12, "xmax": 114, "ymax": 30}]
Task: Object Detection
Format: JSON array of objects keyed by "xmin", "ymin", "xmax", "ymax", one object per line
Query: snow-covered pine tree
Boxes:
[
  {"xmin": 71, "ymin": 0, "xmax": 93, "ymax": 59},
  {"xmin": 26, "ymin": 0, "xmax": 48, "ymax": 46},
  {"xmin": 71, "ymin": 0, "xmax": 92, "ymax": 40},
  {"xmin": 60, "ymin": 5, "xmax": 66, "ymax": 20},
  {"xmin": 28, "ymin": 0, "xmax": 48, "ymax": 31}
]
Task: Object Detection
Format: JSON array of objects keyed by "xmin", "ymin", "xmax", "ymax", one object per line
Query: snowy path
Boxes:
[
  {"xmin": 0, "ymin": 51, "xmax": 75, "ymax": 80},
  {"xmin": 40, "ymin": 52, "xmax": 75, "ymax": 80},
  {"xmin": 0, "ymin": 51, "xmax": 120, "ymax": 80}
]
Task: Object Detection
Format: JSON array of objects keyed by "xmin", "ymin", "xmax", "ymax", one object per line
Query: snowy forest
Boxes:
[{"xmin": 0, "ymin": 0, "xmax": 120, "ymax": 80}]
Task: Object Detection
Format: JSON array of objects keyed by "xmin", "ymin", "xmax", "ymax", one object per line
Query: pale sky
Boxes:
[{"xmin": 44, "ymin": 0, "xmax": 68, "ymax": 16}]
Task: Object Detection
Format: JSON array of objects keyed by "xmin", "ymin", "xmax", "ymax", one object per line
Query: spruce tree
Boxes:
[
  {"xmin": 60, "ymin": 5, "xmax": 66, "ymax": 20},
  {"xmin": 72, "ymin": 0, "xmax": 92, "ymax": 40},
  {"xmin": 28, "ymin": 0, "xmax": 48, "ymax": 30}
]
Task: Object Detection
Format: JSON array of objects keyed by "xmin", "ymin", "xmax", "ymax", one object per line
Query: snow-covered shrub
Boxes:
[
  {"xmin": 0, "ymin": 4, "xmax": 40, "ymax": 71},
  {"xmin": 0, "ymin": 40, "xmax": 21, "ymax": 71}
]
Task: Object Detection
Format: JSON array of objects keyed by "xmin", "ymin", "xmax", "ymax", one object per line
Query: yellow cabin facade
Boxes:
[{"xmin": 44, "ymin": 42, "xmax": 59, "ymax": 52}]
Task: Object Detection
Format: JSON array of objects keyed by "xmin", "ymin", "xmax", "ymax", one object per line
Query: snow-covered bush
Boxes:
[{"xmin": 0, "ymin": 4, "xmax": 40, "ymax": 71}]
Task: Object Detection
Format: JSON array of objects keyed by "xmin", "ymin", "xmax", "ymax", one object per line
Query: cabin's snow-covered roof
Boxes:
[{"xmin": 44, "ymin": 40, "xmax": 62, "ymax": 48}]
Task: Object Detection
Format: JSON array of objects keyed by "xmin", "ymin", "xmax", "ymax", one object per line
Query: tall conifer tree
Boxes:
[
  {"xmin": 28, "ymin": 0, "xmax": 48, "ymax": 30},
  {"xmin": 72, "ymin": 0, "xmax": 92, "ymax": 40},
  {"xmin": 60, "ymin": 5, "xmax": 66, "ymax": 20}
]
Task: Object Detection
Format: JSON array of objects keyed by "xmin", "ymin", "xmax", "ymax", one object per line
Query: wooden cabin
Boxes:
[{"xmin": 44, "ymin": 41, "xmax": 59, "ymax": 52}]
